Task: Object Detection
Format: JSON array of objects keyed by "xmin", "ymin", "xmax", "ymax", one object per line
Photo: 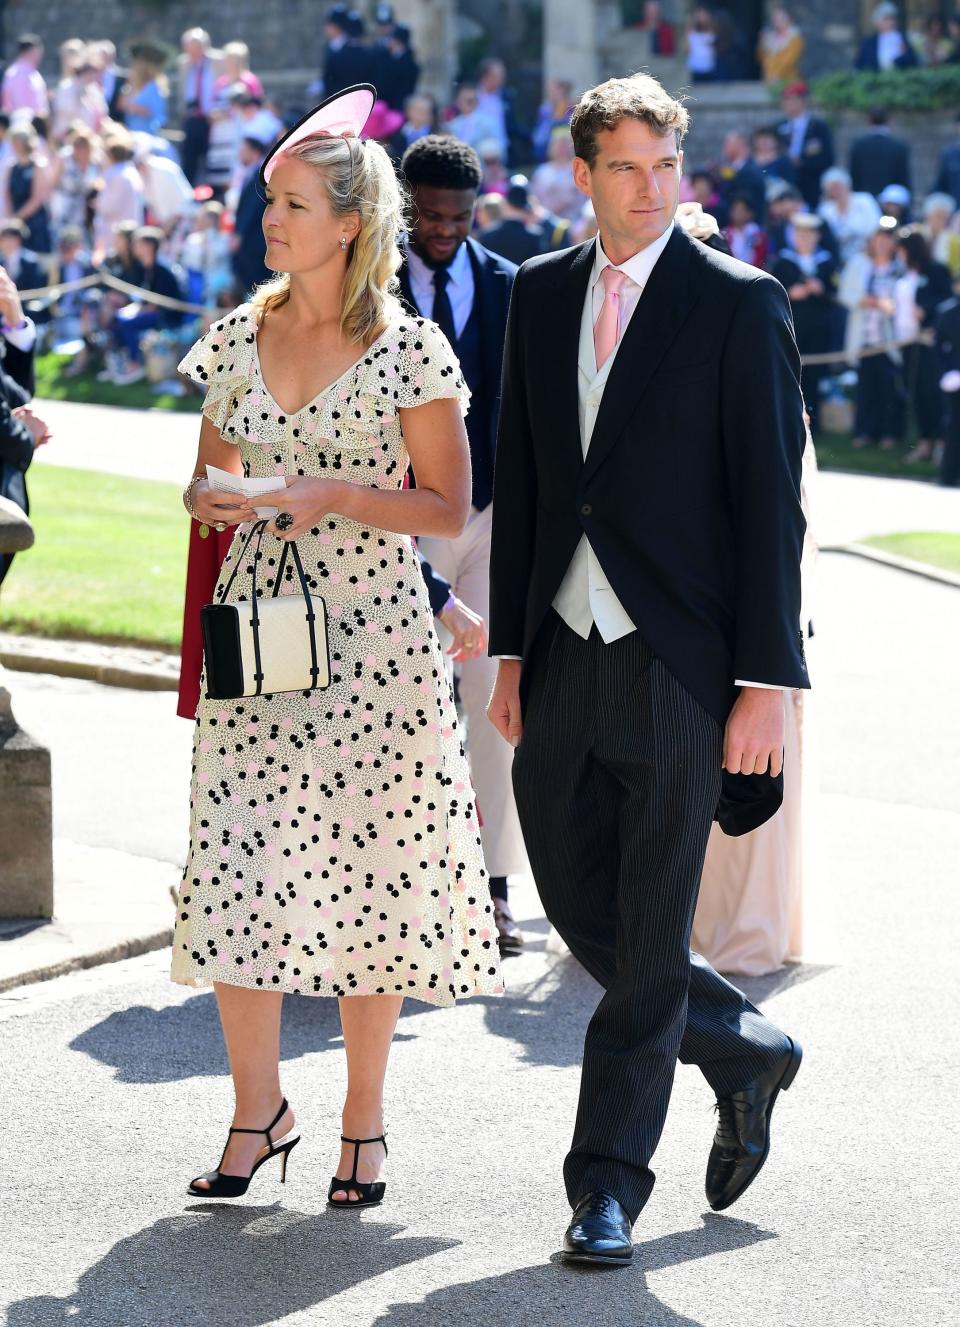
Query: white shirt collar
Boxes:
[
  {"xmin": 592, "ymin": 221, "xmax": 674, "ymax": 292},
  {"xmin": 406, "ymin": 236, "xmax": 472, "ymax": 290}
]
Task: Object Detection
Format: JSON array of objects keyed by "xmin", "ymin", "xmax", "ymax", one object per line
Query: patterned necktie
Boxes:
[
  {"xmin": 594, "ymin": 265, "xmax": 627, "ymax": 370},
  {"xmin": 432, "ymin": 265, "xmax": 457, "ymax": 346}
]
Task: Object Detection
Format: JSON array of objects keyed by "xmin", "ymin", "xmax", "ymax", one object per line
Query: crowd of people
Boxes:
[
  {"xmin": 1, "ymin": 18, "xmax": 960, "ymax": 479},
  {"xmin": 680, "ymin": 2, "xmax": 960, "ymax": 86},
  {"xmin": 0, "ymin": 19, "xmax": 577, "ymax": 386},
  {"xmin": 679, "ymin": 79, "xmax": 960, "ymax": 481}
]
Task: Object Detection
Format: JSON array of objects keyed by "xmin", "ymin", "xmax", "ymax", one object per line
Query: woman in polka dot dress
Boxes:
[{"xmin": 173, "ymin": 124, "xmax": 502, "ymax": 1206}]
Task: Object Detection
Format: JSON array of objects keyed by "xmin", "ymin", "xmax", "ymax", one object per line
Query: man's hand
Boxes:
[
  {"xmin": 13, "ymin": 405, "xmax": 51, "ymax": 448},
  {"xmin": 438, "ymin": 597, "xmax": 487, "ymax": 662},
  {"xmin": 723, "ymin": 687, "xmax": 785, "ymax": 777},
  {"xmin": 0, "ymin": 267, "xmax": 24, "ymax": 328},
  {"xmin": 487, "ymin": 658, "xmax": 523, "ymax": 748},
  {"xmin": 676, "ymin": 200, "xmax": 720, "ymax": 242}
]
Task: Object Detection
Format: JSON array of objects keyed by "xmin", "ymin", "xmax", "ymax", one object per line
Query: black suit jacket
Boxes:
[
  {"xmin": 0, "ymin": 332, "xmax": 36, "ymax": 516},
  {"xmin": 849, "ymin": 129, "xmax": 911, "ymax": 197},
  {"xmin": 324, "ymin": 41, "xmax": 379, "ymax": 97},
  {"xmin": 397, "ymin": 235, "xmax": 516, "ymax": 475},
  {"xmin": 398, "ymin": 236, "xmax": 515, "ymax": 621},
  {"xmin": 855, "ymin": 33, "xmax": 918, "ymax": 71},
  {"xmin": 718, "ymin": 159, "xmax": 768, "ymax": 226},
  {"xmin": 232, "ymin": 168, "xmax": 270, "ymax": 294},
  {"xmin": 490, "ymin": 228, "xmax": 809, "ymax": 829},
  {"xmin": 777, "ymin": 114, "xmax": 834, "ymax": 209},
  {"xmin": 479, "ymin": 218, "xmax": 545, "ymax": 267}
]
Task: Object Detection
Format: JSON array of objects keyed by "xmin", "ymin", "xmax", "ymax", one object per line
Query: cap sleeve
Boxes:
[
  {"xmin": 178, "ymin": 303, "xmax": 257, "ymax": 435},
  {"xmin": 388, "ymin": 317, "xmax": 471, "ymax": 417}
]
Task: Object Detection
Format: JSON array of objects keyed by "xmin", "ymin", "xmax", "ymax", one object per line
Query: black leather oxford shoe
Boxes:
[
  {"xmin": 561, "ymin": 1190, "xmax": 634, "ymax": 1265},
  {"xmin": 706, "ymin": 1036, "xmax": 802, "ymax": 1212}
]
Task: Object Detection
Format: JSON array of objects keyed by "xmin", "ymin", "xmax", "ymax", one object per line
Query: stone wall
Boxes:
[
  {"xmin": 677, "ymin": 84, "xmax": 955, "ymax": 200},
  {"xmin": 10, "ymin": 0, "xmax": 461, "ymax": 108}
]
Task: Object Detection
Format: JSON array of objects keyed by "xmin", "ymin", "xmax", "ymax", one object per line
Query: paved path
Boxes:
[
  {"xmin": 32, "ymin": 397, "xmax": 960, "ymax": 543},
  {"xmin": 1, "ymin": 555, "xmax": 957, "ymax": 1326}
]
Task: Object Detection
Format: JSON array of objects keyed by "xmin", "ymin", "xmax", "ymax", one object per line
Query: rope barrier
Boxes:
[
  {"xmin": 9, "ymin": 271, "xmax": 941, "ymax": 366},
  {"xmin": 15, "ymin": 268, "xmax": 220, "ymax": 316}
]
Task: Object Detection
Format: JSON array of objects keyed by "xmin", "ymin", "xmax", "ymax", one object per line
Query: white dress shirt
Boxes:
[
  {"xmin": 877, "ymin": 29, "xmax": 907, "ymax": 70},
  {"xmin": 405, "ymin": 239, "xmax": 475, "ymax": 339},
  {"xmin": 787, "ymin": 113, "xmax": 809, "ymax": 161},
  {"xmin": 2, "ymin": 316, "xmax": 36, "ymax": 352}
]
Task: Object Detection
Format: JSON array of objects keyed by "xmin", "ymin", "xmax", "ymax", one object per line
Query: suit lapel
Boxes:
[
  {"xmin": 583, "ymin": 226, "xmax": 698, "ymax": 484},
  {"xmin": 396, "ymin": 251, "xmax": 417, "ymax": 319},
  {"xmin": 540, "ymin": 241, "xmax": 595, "ymax": 475}
]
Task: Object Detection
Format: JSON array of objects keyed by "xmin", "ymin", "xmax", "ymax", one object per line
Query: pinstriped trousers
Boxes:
[{"xmin": 512, "ymin": 615, "xmax": 789, "ymax": 1220}]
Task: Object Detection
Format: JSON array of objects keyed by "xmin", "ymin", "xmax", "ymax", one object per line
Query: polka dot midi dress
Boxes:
[{"xmin": 171, "ymin": 303, "xmax": 503, "ymax": 1007}]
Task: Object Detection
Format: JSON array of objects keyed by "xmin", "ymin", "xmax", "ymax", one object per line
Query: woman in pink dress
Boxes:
[{"xmin": 692, "ymin": 430, "xmax": 819, "ymax": 975}]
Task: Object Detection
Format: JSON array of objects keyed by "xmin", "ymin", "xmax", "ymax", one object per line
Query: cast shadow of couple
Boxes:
[{"xmin": 8, "ymin": 1200, "xmax": 775, "ymax": 1326}]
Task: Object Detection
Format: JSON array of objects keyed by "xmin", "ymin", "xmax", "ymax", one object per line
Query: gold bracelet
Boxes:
[{"xmin": 183, "ymin": 475, "xmax": 203, "ymax": 521}]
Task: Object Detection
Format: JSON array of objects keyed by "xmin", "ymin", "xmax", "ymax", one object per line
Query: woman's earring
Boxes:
[{"xmin": 340, "ymin": 236, "xmax": 348, "ymax": 251}]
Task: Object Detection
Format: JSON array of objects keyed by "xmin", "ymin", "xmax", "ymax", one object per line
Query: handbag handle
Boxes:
[
  {"xmin": 217, "ymin": 519, "xmax": 320, "ymax": 694},
  {"xmin": 217, "ymin": 519, "xmax": 268, "ymax": 603}
]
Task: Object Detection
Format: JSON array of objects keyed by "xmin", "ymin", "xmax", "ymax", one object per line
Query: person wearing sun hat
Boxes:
[{"xmin": 171, "ymin": 85, "xmax": 501, "ymax": 1210}]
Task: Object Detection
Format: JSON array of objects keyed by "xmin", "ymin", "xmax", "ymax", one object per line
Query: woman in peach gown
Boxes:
[{"xmin": 691, "ymin": 429, "xmax": 819, "ymax": 976}]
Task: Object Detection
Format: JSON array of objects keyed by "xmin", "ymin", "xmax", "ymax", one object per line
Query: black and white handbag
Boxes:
[{"xmin": 200, "ymin": 520, "xmax": 330, "ymax": 700}]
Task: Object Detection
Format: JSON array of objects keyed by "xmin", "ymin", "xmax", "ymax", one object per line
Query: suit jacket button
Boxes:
[{"xmin": 580, "ymin": 503, "xmax": 592, "ymax": 516}]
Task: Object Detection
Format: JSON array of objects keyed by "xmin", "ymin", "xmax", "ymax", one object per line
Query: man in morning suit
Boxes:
[
  {"xmin": 397, "ymin": 134, "xmax": 528, "ymax": 952},
  {"xmin": 488, "ymin": 74, "xmax": 808, "ymax": 1265}
]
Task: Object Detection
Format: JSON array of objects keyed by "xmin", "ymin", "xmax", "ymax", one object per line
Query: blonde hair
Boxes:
[
  {"xmin": 223, "ymin": 41, "xmax": 251, "ymax": 70},
  {"xmin": 251, "ymin": 134, "xmax": 406, "ymax": 347}
]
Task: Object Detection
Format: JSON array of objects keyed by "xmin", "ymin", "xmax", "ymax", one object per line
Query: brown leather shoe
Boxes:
[{"xmin": 493, "ymin": 897, "xmax": 524, "ymax": 952}]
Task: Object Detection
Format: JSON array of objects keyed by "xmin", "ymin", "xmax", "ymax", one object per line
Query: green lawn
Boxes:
[
  {"xmin": 35, "ymin": 352, "xmax": 202, "ymax": 415},
  {"xmin": 863, "ymin": 532, "xmax": 960, "ymax": 574},
  {"xmin": 0, "ymin": 465, "xmax": 188, "ymax": 648},
  {"xmin": 813, "ymin": 431, "xmax": 938, "ymax": 481}
]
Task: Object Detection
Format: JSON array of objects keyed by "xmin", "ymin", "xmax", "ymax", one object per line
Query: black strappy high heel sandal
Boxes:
[
  {"xmin": 327, "ymin": 1133, "xmax": 388, "ymax": 1208},
  {"xmin": 188, "ymin": 1098, "xmax": 300, "ymax": 1199}
]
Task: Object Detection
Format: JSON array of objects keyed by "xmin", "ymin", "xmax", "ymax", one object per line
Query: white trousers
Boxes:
[{"xmin": 419, "ymin": 505, "xmax": 528, "ymax": 878}]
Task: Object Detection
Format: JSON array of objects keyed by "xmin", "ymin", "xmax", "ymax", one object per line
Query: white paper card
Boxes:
[{"xmin": 205, "ymin": 464, "xmax": 288, "ymax": 518}]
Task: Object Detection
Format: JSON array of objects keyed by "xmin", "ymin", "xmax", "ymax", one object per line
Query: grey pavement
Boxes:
[
  {"xmin": 0, "ymin": 554, "xmax": 957, "ymax": 1326},
  {"xmin": 31, "ymin": 396, "xmax": 960, "ymax": 545},
  {"xmin": 34, "ymin": 397, "xmax": 198, "ymax": 487}
]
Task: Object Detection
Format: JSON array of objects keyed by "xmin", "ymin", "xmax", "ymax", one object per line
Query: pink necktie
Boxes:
[{"xmin": 594, "ymin": 266, "xmax": 627, "ymax": 370}]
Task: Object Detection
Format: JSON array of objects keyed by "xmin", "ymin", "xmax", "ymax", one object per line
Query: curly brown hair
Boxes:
[{"xmin": 570, "ymin": 74, "xmax": 689, "ymax": 168}]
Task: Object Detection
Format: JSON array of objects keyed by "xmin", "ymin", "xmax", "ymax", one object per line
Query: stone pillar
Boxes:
[
  {"xmin": 393, "ymin": 0, "xmax": 458, "ymax": 102},
  {"xmin": 544, "ymin": 0, "xmax": 605, "ymax": 94},
  {"xmin": 0, "ymin": 499, "xmax": 52, "ymax": 919},
  {"xmin": 0, "ymin": 670, "xmax": 53, "ymax": 919}
]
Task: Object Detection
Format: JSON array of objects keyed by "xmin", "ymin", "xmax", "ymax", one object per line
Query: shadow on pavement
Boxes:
[
  {"xmin": 480, "ymin": 950, "xmax": 836, "ymax": 1072},
  {"xmin": 68, "ymin": 987, "xmax": 444, "ymax": 1083},
  {"xmin": 373, "ymin": 1213, "xmax": 776, "ymax": 1327},
  {"xmin": 738, "ymin": 963, "xmax": 836, "ymax": 1006},
  {"xmin": 7, "ymin": 1205, "xmax": 457, "ymax": 1327},
  {"xmin": 479, "ymin": 954, "xmax": 597, "ymax": 1068}
]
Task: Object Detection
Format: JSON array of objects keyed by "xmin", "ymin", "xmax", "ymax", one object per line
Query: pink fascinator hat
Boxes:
[{"xmin": 260, "ymin": 83, "xmax": 377, "ymax": 186}]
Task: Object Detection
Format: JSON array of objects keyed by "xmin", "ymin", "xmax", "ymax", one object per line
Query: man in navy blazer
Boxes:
[
  {"xmin": 849, "ymin": 108, "xmax": 911, "ymax": 197},
  {"xmin": 232, "ymin": 136, "xmax": 271, "ymax": 298},
  {"xmin": 396, "ymin": 133, "xmax": 528, "ymax": 952},
  {"xmin": 855, "ymin": 3, "xmax": 918, "ymax": 70},
  {"xmin": 777, "ymin": 82, "xmax": 834, "ymax": 210}
]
